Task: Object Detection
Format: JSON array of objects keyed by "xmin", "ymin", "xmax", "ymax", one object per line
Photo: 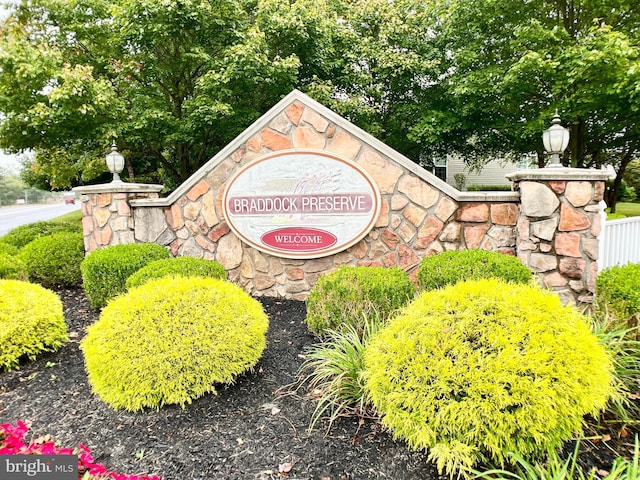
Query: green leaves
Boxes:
[
  {"xmin": 2, "ymin": 0, "xmax": 637, "ymax": 191},
  {"xmin": 17, "ymin": 232, "xmax": 85, "ymax": 287},
  {"xmin": 0, "ymin": 279, "xmax": 68, "ymax": 371},
  {"xmin": 81, "ymin": 276, "xmax": 269, "ymax": 411},
  {"xmin": 125, "ymin": 256, "xmax": 226, "ymax": 289},
  {"xmin": 409, "ymin": 0, "xmax": 640, "ymax": 174},
  {"xmin": 363, "ymin": 279, "xmax": 615, "ymax": 476},
  {"xmin": 0, "ymin": 0, "xmax": 307, "ymax": 189},
  {"xmin": 417, "ymin": 250, "xmax": 533, "ymax": 291},
  {"xmin": 80, "ymin": 242, "xmax": 171, "ymax": 310},
  {"xmin": 305, "ymin": 265, "xmax": 415, "ymax": 336}
]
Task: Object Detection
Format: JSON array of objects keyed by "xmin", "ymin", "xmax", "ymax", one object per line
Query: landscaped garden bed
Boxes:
[
  {"xmin": 0, "ymin": 285, "xmax": 637, "ymax": 480},
  {"xmin": 1, "ymin": 220, "xmax": 639, "ymax": 479}
]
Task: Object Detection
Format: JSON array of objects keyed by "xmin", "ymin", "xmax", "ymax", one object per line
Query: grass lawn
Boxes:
[
  {"xmin": 606, "ymin": 202, "xmax": 640, "ymax": 219},
  {"xmin": 614, "ymin": 202, "xmax": 640, "ymax": 216},
  {"xmin": 51, "ymin": 209, "xmax": 82, "ymax": 223}
]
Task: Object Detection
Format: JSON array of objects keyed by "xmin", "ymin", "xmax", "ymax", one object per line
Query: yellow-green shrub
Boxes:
[
  {"xmin": 0, "ymin": 280, "xmax": 68, "ymax": 371},
  {"xmin": 81, "ymin": 243, "xmax": 170, "ymax": 309},
  {"xmin": 596, "ymin": 263, "xmax": 640, "ymax": 328},
  {"xmin": 417, "ymin": 249, "xmax": 532, "ymax": 290},
  {"xmin": 0, "ymin": 254, "xmax": 27, "ymax": 280},
  {"xmin": 125, "ymin": 256, "xmax": 226, "ymax": 289},
  {"xmin": 363, "ymin": 279, "xmax": 614, "ymax": 476},
  {"xmin": 17, "ymin": 232, "xmax": 85, "ymax": 287},
  {"xmin": 81, "ymin": 276, "xmax": 269, "ymax": 411},
  {"xmin": 305, "ymin": 266, "xmax": 414, "ymax": 336}
]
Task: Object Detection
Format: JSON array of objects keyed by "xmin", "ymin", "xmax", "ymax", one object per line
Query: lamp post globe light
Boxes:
[
  {"xmin": 542, "ymin": 110, "xmax": 570, "ymax": 168},
  {"xmin": 105, "ymin": 143, "xmax": 125, "ymax": 182}
]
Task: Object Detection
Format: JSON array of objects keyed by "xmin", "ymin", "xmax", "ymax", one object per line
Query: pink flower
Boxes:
[
  {"xmin": 0, "ymin": 421, "xmax": 161, "ymax": 480},
  {"xmin": 0, "ymin": 420, "xmax": 28, "ymax": 441}
]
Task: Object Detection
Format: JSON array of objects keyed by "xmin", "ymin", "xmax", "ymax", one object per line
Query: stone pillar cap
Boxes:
[
  {"xmin": 507, "ymin": 168, "xmax": 610, "ymax": 182},
  {"xmin": 73, "ymin": 182, "xmax": 164, "ymax": 194}
]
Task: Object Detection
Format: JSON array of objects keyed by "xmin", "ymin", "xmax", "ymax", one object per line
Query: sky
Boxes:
[{"xmin": 0, "ymin": 151, "xmax": 22, "ymax": 175}]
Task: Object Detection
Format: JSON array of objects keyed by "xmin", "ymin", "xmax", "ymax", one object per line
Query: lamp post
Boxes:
[
  {"xmin": 105, "ymin": 143, "xmax": 125, "ymax": 182},
  {"xmin": 542, "ymin": 110, "xmax": 570, "ymax": 168}
]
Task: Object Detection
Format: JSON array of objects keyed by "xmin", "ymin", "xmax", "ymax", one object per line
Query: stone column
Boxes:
[
  {"xmin": 74, "ymin": 183, "xmax": 163, "ymax": 254},
  {"xmin": 507, "ymin": 169, "xmax": 609, "ymax": 305}
]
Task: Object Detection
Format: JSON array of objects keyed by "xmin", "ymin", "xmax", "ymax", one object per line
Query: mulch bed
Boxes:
[{"xmin": 0, "ymin": 288, "xmax": 637, "ymax": 479}]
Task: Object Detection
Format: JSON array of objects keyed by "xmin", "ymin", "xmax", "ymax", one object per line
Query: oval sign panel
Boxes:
[{"xmin": 222, "ymin": 150, "xmax": 382, "ymax": 259}]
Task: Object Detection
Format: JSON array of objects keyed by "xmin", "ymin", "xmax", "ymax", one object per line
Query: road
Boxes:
[{"xmin": 0, "ymin": 202, "xmax": 81, "ymax": 237}]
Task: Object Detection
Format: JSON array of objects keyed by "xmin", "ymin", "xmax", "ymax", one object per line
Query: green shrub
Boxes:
[
  {"xmin": 0, "ymin": 279, "xmax": 68, "ymax": 371},
  {"xmin": 125, "ymin": 256, "xmax": 226, "ymax": 289},
  {"xmin": 0, "ymin": 254, "xmax": 28, "ymax": 281},
  {"xmin": 0, "ymin": 221, "xmax": 82, "ymax": 249},
  {"xmin": 363, "ymin": 279, "xmax": 614, "ymax": 476},
  {"xmin": 0, "ymin": 243, "xmax": 19, "ymax": 257},
  {"xmin": 621, "ymin": 186, "xmax": 637, "ymax": 203},
  {"xmin": 81, "ymin": 276, "xmax": 269, "ymax": 411},
  {"xmin": 467, "ymin": 184, "xmax": 513, "ymax": 192},
  {"xmin": 624, "ymin": 159, "xmax": 640, "ymax": 196},
  {"xmin": 596, "ymin": 263, "xmax": 640, "ymax": 329},
  {"xmin": 298, "ymin": 311, "xmax": 384, "ymax": 432},
  {"xmin": 17, "ymin": 232, "xmax": 85, "ymax": 287},
  {"xmin": 305, "ymin": 266, "xmax": 415, "ymax": 336},
  {"xmin": 80, "ymin": 243, "xmax": 170, "ymax": 310},
  {"xmin": 417, "ymin": 249, "xmax": 532, "ymax": 291}
]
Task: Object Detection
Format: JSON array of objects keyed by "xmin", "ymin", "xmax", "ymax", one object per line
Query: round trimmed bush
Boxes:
[
  {"xmin": 81, "ymin": 276, "xmax": 269, "ymax": 411},
  {"xmin": 0, "ymin": 280, "xmax": 68, "ymax": 371},
  {"xmin": 596, "ymin": 263, "xmax": 640, "ymax": 327},
  {"xmin": 363, "ymin": 279, "xmax": 614, "ymax": 475},
  {"xmin": 126, "ymin": 256, "xmax": 226, "ymax": 289},
  {"xmin": 0, "ymin": 254, "xmax": 28, "ymax": 281},
  {"xmin": 305, "ymin": 266, "xmax": 415, "ymax": 336},
  {"xmin": 0, "ymin": 243, "xmax": 19, "ymax": 257},
  {"xmin": 0, "ymin": 221, "xmax": 81, "ymax": 249},
  {"xmin": 80, "ymin": 243, "xmax": 170, "ymax": 310},
  {"xmin": 417, "ymin": 249, "xmax": 532, "ymax": 290},
  {"xmin": 17, "ymin": 232, "xmax": 85, "ymax": 287}
]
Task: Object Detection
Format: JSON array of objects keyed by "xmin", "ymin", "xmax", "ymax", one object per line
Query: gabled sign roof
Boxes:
[{"xmin": 132, "ymin": 89, "xmax": 519, "ymax": 206}]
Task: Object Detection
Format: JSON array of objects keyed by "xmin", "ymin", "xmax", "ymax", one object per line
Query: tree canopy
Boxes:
[
  {"xmin": 413, "ymin": 0, "xmax": 638, "ymax": 162},
  {"xmin": 0, "ymin": 0, "xmax": 306, "ymax": 190},
  {"xmin": 0, "ymin": 0, "xmax": 638, "ymax": 205}
]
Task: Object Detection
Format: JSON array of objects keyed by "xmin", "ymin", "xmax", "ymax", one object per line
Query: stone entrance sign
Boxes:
[
  {"xmin": 222, "ymin": 150, "xmax": 381, "ymax": 259},
  {"xmin": 75, "ymin": 89, "xmax": 609, "ymax": 304}
]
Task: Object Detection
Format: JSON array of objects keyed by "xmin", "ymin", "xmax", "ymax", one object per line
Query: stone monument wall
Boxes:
[{"xmin": 76, "ymin": 91, "xmax": 608, "ymax": 303}]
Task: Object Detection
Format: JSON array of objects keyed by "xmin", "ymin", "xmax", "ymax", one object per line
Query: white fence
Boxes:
[{"xmin": 599, "ymin": 215, "xmax": 640, "ymax": 271}]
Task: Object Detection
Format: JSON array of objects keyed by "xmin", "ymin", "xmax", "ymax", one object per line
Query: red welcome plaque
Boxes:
[
  {"xmin": 261, "ymin": 227, "xmax": 338, "ymax": 252},
  {"xmin": 222, "ymin": 150, "xmax": 381, "ymax": 259}
]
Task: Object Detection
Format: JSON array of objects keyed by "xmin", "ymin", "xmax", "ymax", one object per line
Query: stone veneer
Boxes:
[
  {"xmin": 75, "ymin": 90, "xmax": 608, "ymax": 303},
  {"xmin": 76, "ymin": 182, "xmax": 163, "ymax": 251},
  {"xmin": 507, "ymin": 169, "xmax": 608, "ymax": 305}
]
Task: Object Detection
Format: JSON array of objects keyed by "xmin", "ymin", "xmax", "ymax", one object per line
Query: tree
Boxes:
[
  {"xmin": 0, "ymin": 0, "xmax": 445, "ymax": 191},
  {"xmin": 0, "ymin": 0, "xmax": 304, "ymax": 190},
  {"xmin": 408, "ymin": 0, "xmax": 640, "ymax": 211},
  {"xmin": 303, "ymin": 0, "xmax": 439, "ymax": 161},
  {"xmin": 623, "ymin": 159, "xmax": 640, "ymax": 197},
  {"xmin": 0, "ymin": 174, "xmax": 26, "ymax": 205},
  {"xmin": 2, "ymin": 0, "xmax": 637, "ymax": 212}
]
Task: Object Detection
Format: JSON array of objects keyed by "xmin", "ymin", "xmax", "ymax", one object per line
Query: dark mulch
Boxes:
[{"xmin": 0, "ymin": 288, "xmax": 637, "ymax": 480}]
